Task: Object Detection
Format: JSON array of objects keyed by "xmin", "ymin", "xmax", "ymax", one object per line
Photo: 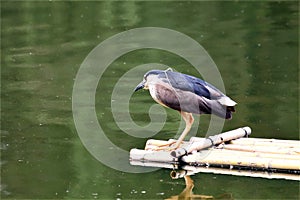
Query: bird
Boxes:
[{"xmin": 134, "ymin": 68, "xmax": 236, "ymax": 150}]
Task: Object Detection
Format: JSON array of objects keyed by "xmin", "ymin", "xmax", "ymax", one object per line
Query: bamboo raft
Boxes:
[{"xmin": 130, "ymin": 127, "xmax": 300, "ymax": 180}]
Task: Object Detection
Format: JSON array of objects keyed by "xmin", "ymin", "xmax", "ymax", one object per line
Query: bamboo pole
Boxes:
[
  {"xmin": 171, "ymin": 126, "xmax": 251, "ymax": 158},
  {"xmin": 229, "ymin": 138, "xmax": 300, "ymax": 147},
  {"xmin": 222, "ymin": 144, "xmax": 300, "ymax": 155},
  {"xmin": 129, "ymin": 148, "xmax": 178, "ymax": 163},
  {"xmin": 209, "ymin": 148, "xmax": 300, "ymax": 161},
  {"xmin": 181, "ymin": 149, "xmax": 300, "ymax": 170},
  {"xmin": 130, "ymin": 160, "xmax": 177, "ymax": 169}
]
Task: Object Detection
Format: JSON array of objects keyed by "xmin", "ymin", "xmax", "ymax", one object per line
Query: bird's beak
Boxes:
[{"xmin": 134, "ymin": 81, "xmax": 145, "ymax": 92}]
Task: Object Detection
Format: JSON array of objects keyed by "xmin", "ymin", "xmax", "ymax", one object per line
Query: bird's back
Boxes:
[{"xmin": 158, "ymin": 70, "xmax": 236, "ymax": 106}]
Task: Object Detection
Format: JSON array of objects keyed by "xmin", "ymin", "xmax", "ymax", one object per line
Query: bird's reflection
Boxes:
[{"xmin": 166, "ymin": 175, "xmax": 233, "ymax": 200}]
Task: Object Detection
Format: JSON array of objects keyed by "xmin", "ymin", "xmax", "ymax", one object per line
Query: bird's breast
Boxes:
[
  {"xmin": 148, "ymin": 85, "xmax": 158, "ymax": 101},
  {"xmin": 148, "ymin": 84, "xmax": 172, "ymax": 108},
  {"xmin": 149, "ymin": 84, "xmax": 163, "ymax": 104}
]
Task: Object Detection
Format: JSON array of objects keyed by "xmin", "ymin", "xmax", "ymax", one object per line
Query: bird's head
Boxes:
[{"xmin": 134, "ymin": 70, "xmax": 163, "ymax": 92}]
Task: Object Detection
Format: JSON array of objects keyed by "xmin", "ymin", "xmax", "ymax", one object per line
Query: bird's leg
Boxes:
[
  {"xmin": 147, "ymin": 112, "xmax": 194, "ymax": 151},
  {"xmin": 172, "ymin": 111, "xmax": 194, "ymax": 149}
]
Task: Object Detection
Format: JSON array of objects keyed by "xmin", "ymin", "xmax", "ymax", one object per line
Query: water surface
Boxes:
[{"xmin": 1, "ymin": 1, "xmax": 299, "ymax": 199}]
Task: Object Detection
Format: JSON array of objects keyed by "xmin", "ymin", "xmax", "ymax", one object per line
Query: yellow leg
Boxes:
[
  {"xmin": 173, "ymin": 111, "xmax": 194, "ymax": 149},
  {"xmin": 147, "ymin": 112, "xmax": 194, "ymax": 151}
]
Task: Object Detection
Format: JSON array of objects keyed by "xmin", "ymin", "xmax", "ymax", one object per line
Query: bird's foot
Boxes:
[
  {"xmin": 147, "ymin": 146, "xmax": 178, "ymax": 152},
  {"xmin": 145, "ymin": 141, "xmax": 181, "ymax": 151},
  {"xmin": 151, "ymin": 146, "xmax": 177, "ymax": 152}
]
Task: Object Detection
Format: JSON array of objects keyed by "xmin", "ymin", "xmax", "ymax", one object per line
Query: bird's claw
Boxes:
[
  {"xmin": 146, "ymin": 146, "xmax": 177, "ymax": 152},
  {"xmin": 145, "ymin": 141, "xmax": 181, "ymax": 151}
]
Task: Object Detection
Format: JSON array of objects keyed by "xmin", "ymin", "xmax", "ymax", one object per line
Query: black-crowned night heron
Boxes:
[{"xmin": 134, "ymin": 68, "xmax": 236, "ymax": 150}]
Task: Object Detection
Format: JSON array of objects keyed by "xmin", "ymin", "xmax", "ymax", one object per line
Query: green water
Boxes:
[{"xmin": 1, "ymin": 1, "xmax": 299, "ymax": 199}]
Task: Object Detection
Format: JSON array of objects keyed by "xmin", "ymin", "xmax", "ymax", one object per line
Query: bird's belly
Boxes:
[{"xmin": 148, "ymin": 84, "xmax": 171, "ymax": 108}]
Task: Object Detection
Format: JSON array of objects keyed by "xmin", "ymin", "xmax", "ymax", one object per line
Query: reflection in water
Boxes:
[{"xmin": 166, "ymin": 175, "xmax": 233, "ymax": 200}]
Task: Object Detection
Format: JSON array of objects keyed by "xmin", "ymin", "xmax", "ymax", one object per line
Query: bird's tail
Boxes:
[
  {"xmin": 209, "ymin": 100, "xmax": 234, "ymax": 119},
  {"xmin": 213, "ymin": 96, "xmax": 236, "ymax": 119}
]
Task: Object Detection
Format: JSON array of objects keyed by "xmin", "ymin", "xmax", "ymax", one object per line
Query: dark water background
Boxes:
[{"xmin": 1, "ymin": 1, "xmax": 299, "ymax": 199}]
